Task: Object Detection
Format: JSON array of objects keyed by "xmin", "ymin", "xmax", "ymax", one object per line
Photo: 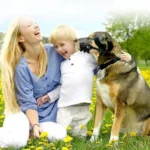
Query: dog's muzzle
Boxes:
[{"xmin": 76, "ymin": 37, "xmax": 107, "ymax": 56}]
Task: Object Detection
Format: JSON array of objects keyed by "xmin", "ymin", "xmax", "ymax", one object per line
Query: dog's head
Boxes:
[{"xmin": 77, "ymin": 32, "xmax": 121, "ymax": 62}]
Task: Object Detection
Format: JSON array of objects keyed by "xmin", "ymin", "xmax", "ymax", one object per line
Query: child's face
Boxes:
[{"xmin": 54, "ymin": 40, "xmax": 76, "ymax": 59}]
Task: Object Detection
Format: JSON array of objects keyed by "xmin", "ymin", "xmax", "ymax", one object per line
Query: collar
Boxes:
[{"xmin": 94, "ymin": 57, "xmax": 120, "ymax": 74}]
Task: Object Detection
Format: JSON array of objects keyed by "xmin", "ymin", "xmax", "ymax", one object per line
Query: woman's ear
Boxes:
[{"xmin": 18, "ymin": 35, "xmax": 25, "ymax": 43}]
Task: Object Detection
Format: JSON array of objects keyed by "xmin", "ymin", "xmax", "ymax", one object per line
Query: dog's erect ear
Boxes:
[
  {"xmin": 104, "ymin": 32, "xmax": 114, "ymax": 51},
  {"xmin": 105, "ymin": 32, "xmax": 112, "ymax": 41}
]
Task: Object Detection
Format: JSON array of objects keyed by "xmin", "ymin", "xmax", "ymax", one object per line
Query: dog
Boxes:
[{"xmin": 77, "ymin": 32, "xmax": 150, "ymax": 142}]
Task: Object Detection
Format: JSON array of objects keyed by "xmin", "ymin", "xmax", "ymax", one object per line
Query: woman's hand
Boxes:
[
  {"xmin": 32, "ymin": 125, "xmax": 43, "ymax": 138},
  {"xmin": 37, "ymin": 94, "xmax": 50, "ymax": 106},
  {"xmin": 120, "ymin": 53, "xmax": 132, "ymax": 62}
]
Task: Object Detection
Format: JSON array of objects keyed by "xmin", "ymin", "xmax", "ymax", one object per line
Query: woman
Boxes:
[{"xmin": 0, "ymin": 16, "xmax": 66, "ymax": 148}]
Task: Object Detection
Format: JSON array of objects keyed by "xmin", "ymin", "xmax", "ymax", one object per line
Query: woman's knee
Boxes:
[{"xmin": 40, "ymin": 122, "xmax": 67, "ymax": 141}]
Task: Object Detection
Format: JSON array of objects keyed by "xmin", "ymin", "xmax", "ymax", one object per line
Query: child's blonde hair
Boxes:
[
  {"xmin": 0, "ymin": 17, "xmax": 47, "ymax": 114},
  {"xmin": 49, "ymin": 25, "xmax": 77, "ymax": 44}
]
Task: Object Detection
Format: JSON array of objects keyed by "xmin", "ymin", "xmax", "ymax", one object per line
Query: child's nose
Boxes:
[{"xmin": 57, "ymin": 47, "xmax": 63, "ymax": 52}]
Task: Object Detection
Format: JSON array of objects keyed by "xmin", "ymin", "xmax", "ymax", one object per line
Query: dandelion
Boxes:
[
  {"xmin": 40, "ymin": 132, "xmax": 48, "ymax": 138},
  {"xmin": 30, "ymin": 145, "xmax": 35, "ymax": 149},
  {"xmin": 96, "ymin": 141, "xmax": 101, "ymax": 144},
  {"xmin": 106, "ymin": 143, "xmax": 113, "ymax": 148},
  {"xmin": 66, "ymin": 126, "xmax": 72, "ymax": 131},
  {"xmin": 0, "ymin": 115, "xmax": 5, "ymax": 119},
  {"xmin": 81, "ymin": 124, "xmax": 86, "ymax": 129},
  {"xmin": 89, "ymin": 106, "xmax": 94, "ymax": 112},
  {"xmin": 103, "ymin": 130, "xmax": 108, "ymax": 134},
  {"xmin": 111, "ymin": 115, "xmax": 114, "ymax": 120},
  {"xmin": 87, "ymin": 130, "xmax": 93, "ymax": 136},
  {"xmin": 130, "ymin": 131, "xmax": 136, "ymax": 137},
  {"xmin": 36, "ymin": 147, "xmax": 43, "ymax": 150},
  {"xmin": 38, "ymin": 142, "xmax": 44, "ymax": 145},
  {"xmin": 64, "ymin": 135, "xmax": 73, "ymax": 143},
  {"xmin": 62, "ymin": 147, "xmax": 68, "ymax": 150},
  {"xmin": 105, "ymin": 124, "xmax": 112, "ymax": 128}
]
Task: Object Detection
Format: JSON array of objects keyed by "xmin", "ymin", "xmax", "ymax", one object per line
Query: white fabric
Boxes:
[
  {"xmin": 58, "ymin": 51, "xmax": 97, "ymax": 108},
  {"xmin": 48, "ymin": 85, "xmax": 61, "ymax": 103},
  {"xmin": 0, "ymin": 111, "xmax": 29, "ymax": 148},
  {"xmin": 0, "ymin": 111, "xmax": 67, "ymax": 148},
  {"xmin": 39, "ymin": 122, "xmax": 67, "ymax": 142},
  {"xmin": 57, "ymin": 105, "xmax": 92, "ymax": 137}
]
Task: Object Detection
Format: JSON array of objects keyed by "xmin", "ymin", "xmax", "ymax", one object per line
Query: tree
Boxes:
[{"xmin": 104, "ymin": 12, "xmax": 150, "ymax": 64}]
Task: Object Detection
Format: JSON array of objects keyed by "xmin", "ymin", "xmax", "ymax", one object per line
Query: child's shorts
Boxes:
[{"xmin": 57, "ymin": 104, "xmax": 92, "ymax": 137}]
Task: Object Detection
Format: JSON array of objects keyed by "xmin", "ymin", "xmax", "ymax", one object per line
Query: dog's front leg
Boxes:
[
  {"xmin": 109, "ymin": 103, "xmax": 125, "ymax": 142},
  {"xmin": 90, "ymin": 93, "xmax": 106, "ymax": 142}
]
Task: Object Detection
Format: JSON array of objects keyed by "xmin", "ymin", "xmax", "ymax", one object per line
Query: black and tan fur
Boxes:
[{"xmin": 78, "ymin": 32, "xmax": 150, "ymax": 142}]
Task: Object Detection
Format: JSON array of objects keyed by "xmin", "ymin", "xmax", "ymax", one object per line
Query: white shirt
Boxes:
[{"xmin": 58, "ymin": 51, "xmax": 97, "ymax": 108}]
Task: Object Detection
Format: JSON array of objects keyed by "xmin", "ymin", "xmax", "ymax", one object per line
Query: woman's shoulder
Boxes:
[
  {"xmin": 44, "ymin": 44, "xmax": 64, "ymax": 62},
  {"xmin": 15, "ymin": 57, "xmax": 28, "ymax": 74},
  {"xmin": 44, "ymin": 44, "xmax": 55, "ymax": 52}
]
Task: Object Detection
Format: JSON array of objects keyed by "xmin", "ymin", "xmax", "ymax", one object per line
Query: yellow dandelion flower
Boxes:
[
  {"xmin": 106, "ymin": 143, "xmax": 113, "ymax": 148},
  {"xmin": 36, "ymin": 147, "xmax": 43, "ymax": 150},
  {"xmin": 105, "ymin": 124, "xmax": 112, "ymax": 128},
  {"xmin": 66, "ymin": 126, "xmax": 72, "ymax": 131},
  {"xmin": 62, "ymin": 147, "xmax": 68, "ymax": 150},
  {"xmin": 111, "ymin": 115, "xmax": 114, "ymax": 119},
  {"xmin": 40, "ymin": 132, "xmax": 48, "ymax": 138},
  {"xmin": 81, "ymin": 124, "xmax": 86, "ymax": 129},
  {"xmin": 52, "ymin": 147, "xmax": 56, "ymax": 150},
  {"xmin": 38, "ymin": 142, "xmax": 44, "ymax": 145},
  {"xmin": 30, "ymin": 145, "xmax": 35, "ymax": 149},
  {"xmin": 89, "ymin": 106, "xmax": 94, "ymax": 112},
  {"xmin": 96, "ymin": 141, "xmax": 101, "ymax": 144},
  {"xmin": 130, "ymin": 132, "xmax": 136, "ymax": 137},
  {"xmin": 64, "ymin": 135, "xmax": 73, "ymax": 143},
  {"xmin": 103, "ymin": 130, "xmax": 108, "ymax": 134},
  {"xmin": 87, "ymin": 130, "xmax": 93, "ymax": 136},
  {"xmin": 0, "ymin": 115, "xmax": 5, "ymax": 119}
]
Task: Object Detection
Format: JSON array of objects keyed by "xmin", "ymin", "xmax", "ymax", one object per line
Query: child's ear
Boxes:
[{"xmin": 18, "ymin": 35, "xmax": 25, "ymax": 43}]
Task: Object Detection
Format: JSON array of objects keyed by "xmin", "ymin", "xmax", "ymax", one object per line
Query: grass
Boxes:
[{"xmin": 0, "ymin": 62, "xmax": 150, "ymax": 150}]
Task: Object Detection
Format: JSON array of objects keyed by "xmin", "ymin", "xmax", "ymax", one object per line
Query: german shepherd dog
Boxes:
[{"xmin": 77, "ymin": 32, "xmax": 150, "ymax": 142}]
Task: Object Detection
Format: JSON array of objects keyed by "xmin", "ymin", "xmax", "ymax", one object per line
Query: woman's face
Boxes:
[{"xmin": 19, "ymin": 16, "xmax": 42, "ymax": 44}]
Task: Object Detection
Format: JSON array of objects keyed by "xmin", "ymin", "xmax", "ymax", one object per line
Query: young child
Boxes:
[
  {"xmin": 38, "ymin": 25, "xmax": 132, "ymax": 138},
  {"xmin": 49, "ymin": 25, "xmax": 97, "ymax": 138}
]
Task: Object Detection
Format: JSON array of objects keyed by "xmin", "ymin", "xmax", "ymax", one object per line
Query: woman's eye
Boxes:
[{"xmin": 27, "ymin": 24, "xmax": 31, "ymax": 27}]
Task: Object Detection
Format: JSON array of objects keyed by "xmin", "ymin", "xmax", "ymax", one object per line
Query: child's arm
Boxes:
[{"xmin": 37, "ymin": 85, "xmax": 61, "ymax": 106}]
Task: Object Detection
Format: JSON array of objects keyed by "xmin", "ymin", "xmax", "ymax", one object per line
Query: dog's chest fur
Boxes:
[{"xmin": 96, "ymin": 69, "xmax": 114, "ymax": 110}]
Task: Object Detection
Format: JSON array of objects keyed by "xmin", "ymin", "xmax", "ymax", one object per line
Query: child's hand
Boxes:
[
  {"xmin": 120, "ymin": 53, "xmax": 131, "ymax": 62},
  {"xmin": 37, "ymin": 94, "xmax": 50, "ymax": 106}
]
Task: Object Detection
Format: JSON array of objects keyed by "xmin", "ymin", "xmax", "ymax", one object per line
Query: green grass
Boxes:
[{"xmin": 0, "ymin": 61, "xmax": 150, "ymax": 150}]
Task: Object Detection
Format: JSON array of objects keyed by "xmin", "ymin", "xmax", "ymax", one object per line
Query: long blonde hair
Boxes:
[{"xmin": 0, "ymin": 17, "xmax": 47, "ymax": 114}]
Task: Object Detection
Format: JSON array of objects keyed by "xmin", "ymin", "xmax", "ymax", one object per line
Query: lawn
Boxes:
[{"xmin": 0, "ymin": 65, "xmax": 150, "ymax": 150}]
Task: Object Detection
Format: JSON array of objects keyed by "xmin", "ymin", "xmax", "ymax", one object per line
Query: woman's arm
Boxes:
[
  {"xmin": 15, "ymin": 66, "xmax": 42, "ymax": 137},
  {"xmin": 26, "ymin": 109, "xmax": 42, "ymax": 137}
]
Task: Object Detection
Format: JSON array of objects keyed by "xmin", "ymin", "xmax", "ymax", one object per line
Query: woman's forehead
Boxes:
[{"xmin": 19, "ymin": 16, "xmax": 34, "ymax": 26}]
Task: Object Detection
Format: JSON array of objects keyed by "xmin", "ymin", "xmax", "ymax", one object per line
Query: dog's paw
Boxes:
[
  {"xmin": 90, "ymin": 135, "xmax": 98, "ymax": 142},
  {"xmin": 109, "ymin": 136, "xmax": 119, "ymax": 145}
]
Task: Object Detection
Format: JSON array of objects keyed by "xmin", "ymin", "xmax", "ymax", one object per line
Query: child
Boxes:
[{"xmin": 38, "ymin": 25, "xmax": 132, "ymax": 138}]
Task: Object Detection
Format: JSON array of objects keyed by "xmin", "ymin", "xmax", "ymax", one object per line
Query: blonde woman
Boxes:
[{"xmin": 0, "ymin": 16, "xmax": 66, "ymax": 148}]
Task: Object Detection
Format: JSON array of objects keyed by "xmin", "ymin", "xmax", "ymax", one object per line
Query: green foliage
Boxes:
[{"xmin": 105, "ymin": 12, "xmax": 150, "ymax": 65}]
